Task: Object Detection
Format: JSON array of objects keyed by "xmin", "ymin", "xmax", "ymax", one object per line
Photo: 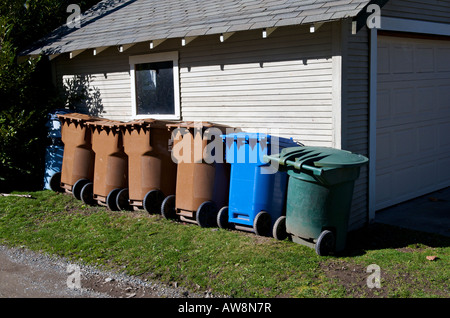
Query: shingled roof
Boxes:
[{"xmin": 22, "ymin": 0, "xmax": 376, "ymax": 56}]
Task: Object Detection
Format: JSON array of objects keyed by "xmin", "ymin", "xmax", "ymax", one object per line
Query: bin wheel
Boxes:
[
  {"xmin": 315, "ymin": 230, "xmax": 335, "ymax": 256},
  {"xmin": 273, "ymin": 216, "xmax": 288, "ymax": 240},
  {"xmin": 196, "ymin": 201, "xmax": 217, "ymax": 228},
  {"xmin": 116, "ymin": 188, "xmax": 130, "ymax": 211},
  {"xmin": 80, "ymin": 182, "xmax": 95, "ymax": 206},
  {"xmin": 143, "ymin": 190, "xmax": 165, "ymax": 214},
  {"xmin": 72, "ymin": 178, "xmax": 90, "ymax": 200},
  {"xmin": 49, "ymin": 172, "xmax": 63, "ymax": 193},
  {"xmin": 254, "ymin": 211, "xmax": 271, "ymax": 237},
  {"xmin": 161, "ymin": 195, "xmax": 176, "ymax": 220},
  {"xmin": 217, "ymin": 206, "xmax": 229, "ymax": 229},
  {"xmin": 106, "ymin": 188, "xmax": 122, "ymax": 211}
]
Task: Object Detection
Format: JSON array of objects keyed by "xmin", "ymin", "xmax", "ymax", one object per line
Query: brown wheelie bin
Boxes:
[
  {"xmin": 80, "ymin": 120, "xmax": 128, "ymax": 210},
  {"xmin": 117, "ymin": 119, "xmax": 177, "ymax": 213},
  {"xmin": 161, "ymin": 122, "xmax": 230, "ymax": 227},
  {"xmin": 57, "ymin": 113, "xmax": 102, "ymax": 199}
]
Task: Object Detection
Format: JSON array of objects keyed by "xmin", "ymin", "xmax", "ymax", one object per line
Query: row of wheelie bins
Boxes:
[
  {"xmin": 52, "ymin": 114, "xmax": 178, "ymax": 213},
  {"xmin": 52, "ymin": 113, "xmax": 368, "ymax": 255}
]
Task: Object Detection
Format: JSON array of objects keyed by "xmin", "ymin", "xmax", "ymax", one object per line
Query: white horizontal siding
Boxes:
[
  {"xmin": 343, "ymin": 21, "xmax": 370, "ymax": 231},
  {"xmin": 54, "ymin": 25, "xmax": 335, "ymax": 145},
  {"xmin": 381, "ymin": 0, "xmax": 450, "ymax": 24},
  {"xmin": 179, "ymin": 25, "xmax": 334, "ymax": 146},
  {"xmin": 55, "ymin": 49, "xmax": 132, "ymax": 122}
]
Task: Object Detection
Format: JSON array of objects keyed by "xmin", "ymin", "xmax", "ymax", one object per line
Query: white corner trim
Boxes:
[
  {"xmin": 380, "ymin": 17, "xmax": 450, "ymax": 36},
  {"xmin": 368, "ymin": 27, "xmax": 377, "ymax": 222},
  {"xmin": 331, "ymin": 21, "xmax": 343, "ymax": 150}
]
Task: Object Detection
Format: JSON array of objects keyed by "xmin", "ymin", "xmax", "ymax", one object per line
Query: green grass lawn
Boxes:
[{"xmin": 0, "ymin": 190, "xmax": 448, "ymax": 298}]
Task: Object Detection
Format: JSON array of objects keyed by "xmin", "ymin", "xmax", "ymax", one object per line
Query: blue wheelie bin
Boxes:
[
  {"xmin": 44, "ymin": 109, "xmax": 71, "ymax": 192},
  {"xmin": 218, "ymin": 132, "xmax": 296, "ymax": 237}
]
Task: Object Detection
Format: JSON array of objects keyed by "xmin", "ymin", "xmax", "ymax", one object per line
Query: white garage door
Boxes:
[{"xmin": 376, "ymin": 35, "xmax": 450, "ymax": 210}]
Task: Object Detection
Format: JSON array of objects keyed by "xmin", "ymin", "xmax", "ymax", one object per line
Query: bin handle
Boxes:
[
  {"xmin": 263, "ymin": 150, "xmax": 301, "ymax": 166},
  {"xmin": 271, "ymin": 148, "xmax": 316, "ymax": 166},
  {"xmin": 263, "ymin": 151, "xmax": 324, "ymax": 176},
  {"xmin": 284, "ymin": 159, "xmax": 324, "ymax": 176},
  {"xmin": 279, "ymin": 149, "xmax": 311, "ymax": 165}
]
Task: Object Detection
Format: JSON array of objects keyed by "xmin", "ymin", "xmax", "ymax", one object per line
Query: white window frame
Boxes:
[{"xmin": 129, "ymin": 51, "xmax": 180, "ymax": 120}]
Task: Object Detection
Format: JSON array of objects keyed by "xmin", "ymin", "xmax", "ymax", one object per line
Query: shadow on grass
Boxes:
[{"xmin": 340, "ymin": 223, "xmax": 450, "ymax": 257}]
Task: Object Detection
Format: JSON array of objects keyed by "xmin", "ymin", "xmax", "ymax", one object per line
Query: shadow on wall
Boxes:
[{"xmin": 63, "ymin": 75, "xmax": 104, "ymax": 117}]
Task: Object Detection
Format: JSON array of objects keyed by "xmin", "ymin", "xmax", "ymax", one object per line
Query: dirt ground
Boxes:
[{"xmin": 0, "ymin": 245, "xmax": 211, "ymax": 298}]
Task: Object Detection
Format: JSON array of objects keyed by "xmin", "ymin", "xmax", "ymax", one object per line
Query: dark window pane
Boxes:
[{"xmin": 135, "ymin": 61, "xmax": 174, "ymax": 115}]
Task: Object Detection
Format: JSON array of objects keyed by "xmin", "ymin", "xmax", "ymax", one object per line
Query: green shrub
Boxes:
[{"xmin": 0, "ymin": 0, "xmax": 100, "ymax": 192}]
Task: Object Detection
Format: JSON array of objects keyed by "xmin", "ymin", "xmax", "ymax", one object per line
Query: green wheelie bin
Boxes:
[{"xmin": 264, "ymin": 147, "xmax": 368, "ymax": 256}]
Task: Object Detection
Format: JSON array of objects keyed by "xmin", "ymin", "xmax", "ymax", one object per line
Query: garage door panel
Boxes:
[
  {"xmin": 394, "ymin": 129, "xmax": 416, "ymax": 158},
  {"xmin": 438, "ymin": 122, "xmax": 450, "ymax": 148},
  {"xmin": 379, "ymin": 73, "xmax": 450, "ymax": 84},
  {"xmin": 437, "ymin": 48, "xmax": 450, "ymax": 72},
  {"xmin": 376, "ymin": 131, "xmax": 392, "ymax": 170},
  {"xmin": 377, "ymin": 44, "xmax": 390, "ymax": 74},
  {"xmin": 417, "ymin": 125, "xmax": 437, "ymax": 152},
  {"xmin": 376, "ymin": 35, "xmax": 450, "ymax": 210},
  {"xmin": 391, "ymin": 45, "xmax": 414, "ymax": 74},
  {"xmin": 415, "ymin": 47, "xmax": 435, "ymax": 73},
  {"xmin": 437, "ymin": 84, "xmax": 450, "ymax": 110},
  {"xmin": 377, "ymin": 84, "xmax": 449, "ymax": 128},
  {"xmin": 392, "ymin": 87, "xmax": 415, "ymax": 116},
  {"xmin": 437, "ymin": 156, "xmax": 450, "ymax": 184},
  {"xmin": 393, "ymin": 165, "xmax": 417, "ymax": 196},
  {"xmin": 417, "ymin": 160, "xmax": 437, "ymax": 190},
  {"xmin": 377, "ymin": 88, "xmax": 391, "ymax": 120},
  {"xmin": 416, "ymin": 86, "xmax": 437, "ymax": 113},
  {"xmin": 375, "ymin": 172, "xmax": 393, "ymax": 206}
]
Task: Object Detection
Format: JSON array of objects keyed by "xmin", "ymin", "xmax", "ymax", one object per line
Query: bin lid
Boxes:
[
  {"xmin": 118, "ymin": 119, "xmax": 174, "ymax": 130},
  {"xmin": 221, "ymin": 132, "xmax": 270, "ymax": 142},
  {"xmin": 85, "ymin": 119, "xmax": 124, "ymax": 132},
  {"xmin": 278, "ymin": 146, "xmax": 369, "ymax": 169},
  {"xmin": 222, "ymin": 133, "xmax": 300, "ymax": 149},
  {"xmin": 47, "ymin": 109, "xmax": 72, "ymax": 134},
  {"xmin": 48, "ymin": 109, "xmax": 72, "ymax": 119},
  {"xmin": 57, "ymin": 112, "xmax": 101, "ymax": 123}
]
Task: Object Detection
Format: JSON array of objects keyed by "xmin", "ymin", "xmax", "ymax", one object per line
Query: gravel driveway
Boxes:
[{"xmin": 0, "ymin": 245, "xmax": 214, "ymax": 298}]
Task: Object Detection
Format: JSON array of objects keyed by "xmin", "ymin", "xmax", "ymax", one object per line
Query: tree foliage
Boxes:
[{"xmin": 0, "ymin": 0, "xmax": 100, "ymax": 192}]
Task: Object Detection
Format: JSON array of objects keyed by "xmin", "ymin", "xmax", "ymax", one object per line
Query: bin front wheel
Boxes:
[
  {"xmin": 161, "ymin": 195, "xmax": 176, "ymax": 220},
  {"xmin": 80, "ymin": 182, "xmax": 95, "ymax": 206},
  {"xmin": 217, "ymin": 206, "xmax": 229, "ymax": 229},
  {"xmin": 72, "ymin": 178, "xmax": 90, "ymax": 200},
  {"xmin": 196, "ymin": 201, "xmax": 217, "ymax": 228},
  {"xmin": 106, "ymin": 188, "xmax": 122, "ymax": 211},
  {"xmin": 315, "ymin": 230, "xmax": 335, "ymax": 256},
  {"xmin": 254, "ymin": 211, "xmax": 271, "ymax": 237},
  {"xmin": 116, "ymin": 188, "xmax": 130, "ymax": 211},
  {"xmin": 273, "ymin": 216, "xmax": 288, "ymax": 240},
  {"xmin": 144, "ymin": 190, "xmax": 165, "ymax": 214},
  {"xmin": 49, "ymin": 172, "xmax": 63, "ymax": 193}
]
